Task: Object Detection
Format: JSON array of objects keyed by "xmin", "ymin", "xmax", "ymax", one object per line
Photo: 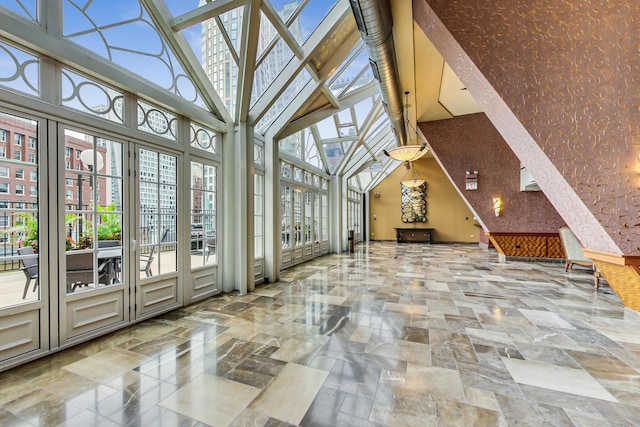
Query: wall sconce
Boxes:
[
  {"xmin": 465, "ymin": 170, "xmax": 478, "ymax": 190},
  {"xmin": 492, "ymin": 197, "xmax": 502, "ymax": 217},
  {"xmin": 373, "ymin": 192, "xmax": 381, "ymax": 198}
]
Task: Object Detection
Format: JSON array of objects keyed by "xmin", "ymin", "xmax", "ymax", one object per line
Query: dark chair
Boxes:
[
  {"xmin": 140, "ymin": 245, "xmax": 156, "ymax": 277},
  {"xmin": 66, "ymin": 252, "xmax": 111, "ymax": 292},
  {"xmin": 205, "ymin": 231, "xmax": 216, "ymax": 261},
  {"xmin": 17, "ymin": 246, "xmax": 39, "ymax": 299}
]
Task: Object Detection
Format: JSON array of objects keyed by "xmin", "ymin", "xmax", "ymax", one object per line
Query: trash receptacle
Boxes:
[{"xmin": 348, "ymin": 229, "xmax": 354, "ymax": 253}]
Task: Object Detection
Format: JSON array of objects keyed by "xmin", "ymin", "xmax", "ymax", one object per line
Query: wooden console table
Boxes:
[{"xmin": 395, "ymin": 228, "xmax": 434, "ymax": 243}]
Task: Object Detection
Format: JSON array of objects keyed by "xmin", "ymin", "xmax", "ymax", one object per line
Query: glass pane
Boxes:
[
  {"xmin": 197, "ymin": 13, "xmax": 241, "ymax": 115},
  {"xmin": 191, "ymin": 161, "xmax": 217, "ymax": 268},
  {"xmin": 61, "ymin": 68, "xmax": 124, "ymax": 124},
  {"xmin": 63, "ymin": 0, "xmax": 204, "ymax": 107},
  {"xmin": 0, "ymin": 0, "xmax": 36, "ymax": 21},
  {"xmin": 0, "ymin": 112, "xmax": 39, "ymax": 307},
  {"xmin": 0, "ymin": 40, "xmax": 39, "ymax": 97},
  {"xmin": 252, "ymin": 38, "xmax": 294, "ymax": 108},
  {"xmin": 293, "ymin": 188, "xmax": 302, "ymax": 247},
  {"xmin": 279, "ymin": 132, "xmax": 301, "ymax": 158},
  {"xmin": 324, "ymin": 142, "xmax": 343, "ymax": 174},
  {"xmin": 281, "ymin": 185, "xmax": 291, "ymax": 249},
  {"xmin": 287, "ymin": 0, "xmax": 338, "ymax": 43},
  {"xmin": 313, "ymin": 193, "xmax": 320, "ymax": 243},
  {"xmin": 190, "ymin": 122, "xmax": 218, "ymax": 155},
  {"xmin": 255, "ymin": 69, "xmax": 310, "ymax": 135},
  {"xmin": 137, "ymin": 101, "xmax": 177, "ymax": 141},
  {"xmin": 303, "ymin": 130, "xmax": 321, "ymax": 169},
  {"xmin": 64, "ymin": 130, "xmax": 123, "ymax": 294},
  {"xmin": 321, "ymin": 194, "xmax": 328, "ymax": 241},
  {"xmin": 304, "ymin": 191, "xmax": 312, "ymax": 244},
  {"xmin": 316, "ymin": 116, "xmax": 337, "ymax": 139},
  {"xmin": 139, "ymin": 149, "xmax": 178, "ymax": 278},
  {"xmin": 329, "ymin": 42, "xmax": 367, "ymax": 96},
  {"xmin": 254, "ymin": 144, "xmax": 264, "ymax": 166},
  {"xmin": 254, "ymin": 173, "xmax": 264, "ymax": 258}
]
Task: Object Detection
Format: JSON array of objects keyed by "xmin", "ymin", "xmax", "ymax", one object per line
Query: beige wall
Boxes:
[{"xmin": 369, "ymin": 157, "xmax": 478, "ymax": 242}]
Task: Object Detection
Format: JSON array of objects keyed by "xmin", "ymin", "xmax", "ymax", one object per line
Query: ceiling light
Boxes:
[
  {"xmin": 400, "ymin": 162, "xmax": 425, "ymax": 188},
  {"xmin": 400, "ymin": 178, "xmax": 426, "ymax": 188},
  {"xmin": 385, "ymin": 91, "xmax": 429, "ymax": 162},
  {"xmin": 386, "ymin": 143, "xmax": 428, "ymax": 162}
]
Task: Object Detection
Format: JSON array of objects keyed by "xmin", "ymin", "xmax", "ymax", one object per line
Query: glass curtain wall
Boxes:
[
  {"xmin": 347, "ymin": 188, "xmax": 362, "ymax": 243},
  {"xmin": 254, "ymin": 142, "xmax": 265, "ymax": 262},
  {"xmin": 280, "ymin": 160, "xmax": 329, "ymax": 268}
]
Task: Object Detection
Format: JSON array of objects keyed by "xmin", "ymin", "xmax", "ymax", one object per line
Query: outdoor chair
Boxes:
[
  {"xmin": 17, "ymin": 246, "xmax": 39, "ymax": 299},
  {"xmin": 66, "ymin": 252, "xmax": 111, "ymax": 292},
  {"xmin": 140, "ymin": 245, "xmax": 156, "ymax": 277},
  {"xmin": 205, "ymin": 231, "xmax": 216, "ymax": 261}
]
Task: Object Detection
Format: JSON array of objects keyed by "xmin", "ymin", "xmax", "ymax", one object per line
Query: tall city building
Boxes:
[{"xmin": 200, "ymin": 0, "xmax": 303, "ymax": 118}]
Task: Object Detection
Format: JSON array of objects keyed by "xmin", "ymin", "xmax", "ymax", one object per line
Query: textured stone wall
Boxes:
[
  {"xmin": 419, "ymin": 114, "xmax": 565, "ymax": 233},
  {"xmin": 414, "ymin": 0, "xmax": 640, "ymax": 254}
]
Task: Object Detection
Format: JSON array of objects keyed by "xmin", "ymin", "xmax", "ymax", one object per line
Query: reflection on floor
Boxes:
[{"xmin": 2, "ymin": 242, "xmax": 640, "ymax": 426}]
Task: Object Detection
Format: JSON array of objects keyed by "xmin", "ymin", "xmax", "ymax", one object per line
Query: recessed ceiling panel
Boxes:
[{"xmin": 438, "ymin": 63, "xmax": 482, "ymax": 116}]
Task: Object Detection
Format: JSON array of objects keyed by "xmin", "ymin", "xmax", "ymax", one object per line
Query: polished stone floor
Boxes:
[{"xmin": 1, "ymin": 242, "xmax": 640, "ymax": 426}]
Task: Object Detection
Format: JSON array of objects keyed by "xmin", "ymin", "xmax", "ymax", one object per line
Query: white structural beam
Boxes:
[
  {"xmin": 249, "ymin": 0, "xmax": 350, "ymax": 125},
  {"xmin": 367, "ymin": 160, "xmax": 400, "ymax": 192},
  {"xmin": 266, "ymin": 27, "xmax": 362, "ymax": 139},
  {"xmin": 343, "ymin": 127, "xmax": 393, "ymax": 177},
  {"xmin": 171, "ymin": 0, "xmax": 250, "ymax": 31},
  {"xmin": 310, "ymin": 125, "xmax": 330, "ymax": 174},
  {"xmin": 335, "ymin": 101, "xmax": 384, "ymax": 176},
  {"xmin": 143, "ymin": 0, "xmax": 232, "ymax": 124},
  {"xmin": 237, "ymin": 1, "xmax": 262, "ymax": 122},
  {"xmin": 261, "ymin": 1, "xmax": 304, "ymax": 60},
  {"xmin": 0, "ymin": 10, "xmax": 226, "ymax": 132},
  {"xmin": 277, "ymin": 82, "xmax": 378, "ymax": 140},
  {"xmin": 215, "ymin": 16, "xmax": 240, "ymax": 65}
]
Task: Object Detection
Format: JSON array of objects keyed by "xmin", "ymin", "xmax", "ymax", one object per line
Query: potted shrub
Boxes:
[{"xmin": 97, "ymin": 203, "xmax": 121, "ymax": 245}]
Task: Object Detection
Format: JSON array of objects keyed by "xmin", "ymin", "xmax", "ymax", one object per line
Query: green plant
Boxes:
[
  {"xmin": 76, "ymin": 235, "xmax": 93, "ymax": 249},
  {"xmin": 97, "ymin": 203, "xmax": 122, "ymax": 241},
  {"xmin": 3, "ymin": 212, "xmax": 38, "ymax": 252}
]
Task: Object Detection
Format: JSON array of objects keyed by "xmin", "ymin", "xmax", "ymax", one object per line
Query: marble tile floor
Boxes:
[{"xmin": 2, "ymin": 242, "xmax": 640, "ymax": 426}]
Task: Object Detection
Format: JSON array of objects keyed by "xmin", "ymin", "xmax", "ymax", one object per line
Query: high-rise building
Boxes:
[{"xmin": 200, "ymin": 0, "xmax": 304, "ymax": 117}]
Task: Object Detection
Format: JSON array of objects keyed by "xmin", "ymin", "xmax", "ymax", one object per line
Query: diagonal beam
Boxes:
[
  {"xmin": 171, "ymin": 0, "xmax": 250, "ymax": 32},
  {"xmin": 366, "ymin": 159, "xmax": 400, "ymax": 192},
  {"xmin": 143, "ymin": 0, "xmax": 232, "ymax": 123},
  {"xmin": 260, "ymin": 1, "xmax": 304, "ymax": 60},
  {"xmin": 265, "ymin": 25, "xmax": 363, "ymax": 139},
  {"xmin": 335, "ymin": 101, "xmax": 384, "ymax": 176},
  {"xmin": 215, "ymin": 16, "xmax": 240, "ymax": 65},
  {"xmin": 309, "ymin": 125, "xmax": 330, "ymax": 174},
  {"xmin": 249, "ymin": 0, "xmax": 350, "ymax": 125},
  {"xmin": 277, "ymin": 82, "xmax": 378, "ymax": 140},
  {"xmin": 344, "ymin": 127, "xmax": 393, "ymax": 177}
]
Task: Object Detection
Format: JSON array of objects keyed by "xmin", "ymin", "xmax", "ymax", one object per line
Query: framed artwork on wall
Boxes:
[{"xmin": 401, "ymin": 181, "xmax": 427, "ymax": 223}]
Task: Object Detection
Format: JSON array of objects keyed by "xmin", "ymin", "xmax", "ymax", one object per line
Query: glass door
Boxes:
[
  {"xmin": 135, "ymin": 147, "xmax": 180, "ymax": 318},
  {"xmin": 60, "ymin": 128, "xmax": 126, "ymax": 343},
  {"xmin": 0, "ymin": 110, "xmax": 47, "ymax": 362},
  {"xmin": 303, "ymin": 190, "xmax": 313, "ymax": 258}
]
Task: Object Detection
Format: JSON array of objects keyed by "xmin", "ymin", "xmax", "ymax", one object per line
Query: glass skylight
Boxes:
[
  {"xmin": 0, "ymin": 40, "xmax": 38, "ymax": 97},
  {"xmin": 63, "ymin": 0, "xmax": 205, "ymax": 108},
  {"xmin": 0, "ymin": 0, "xmax": 35, "ymax": 21}
]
